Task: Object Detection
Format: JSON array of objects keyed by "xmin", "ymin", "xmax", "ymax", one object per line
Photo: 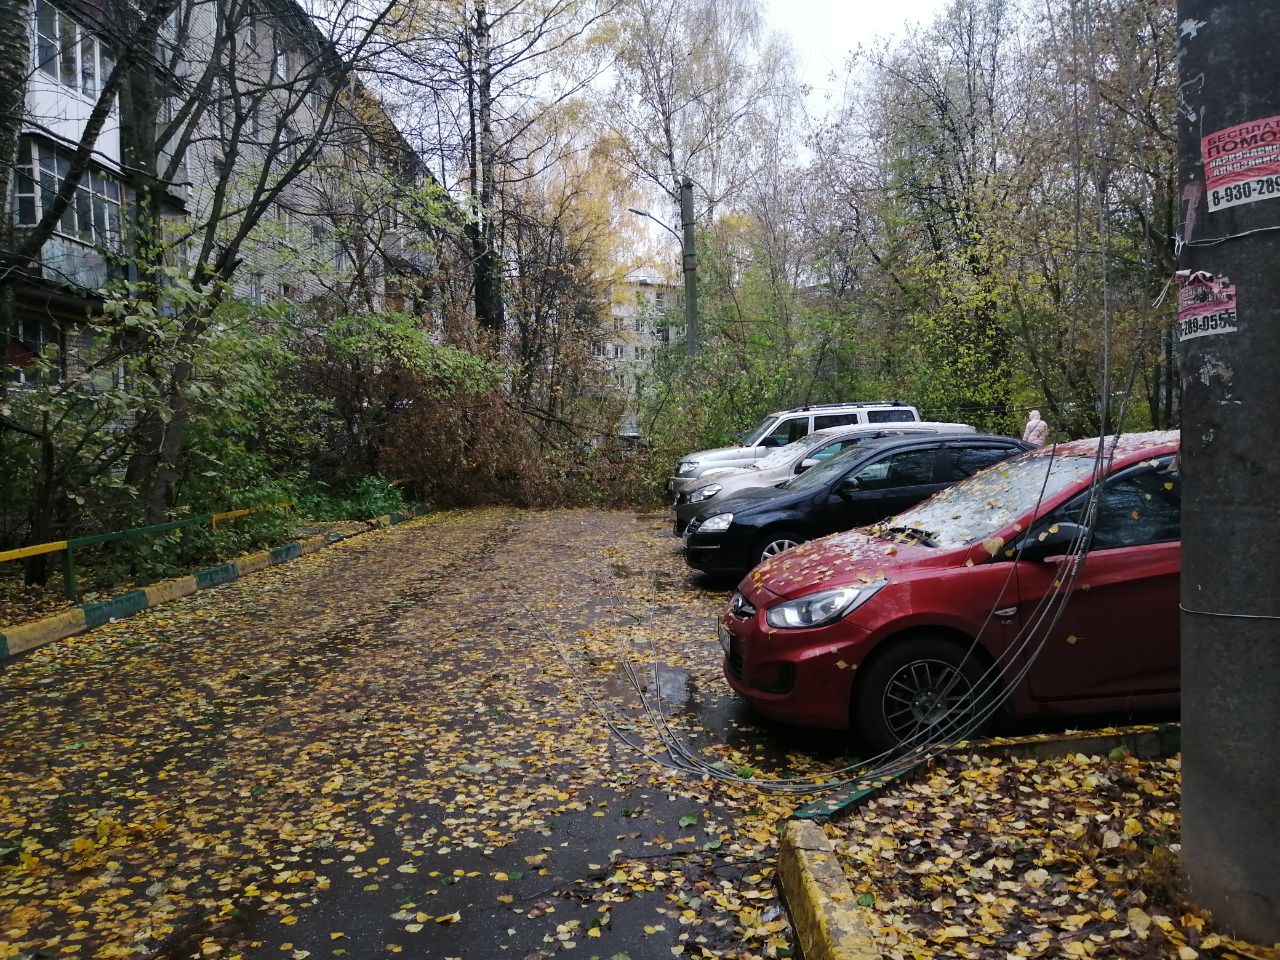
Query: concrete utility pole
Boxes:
[
  {"xmin": 1176, "ymin": 2, "xmax": 1280, "ymax": 943},
  {"xmin": 679, "ymin": 177, "xmax": 699, "ymax": 357}
]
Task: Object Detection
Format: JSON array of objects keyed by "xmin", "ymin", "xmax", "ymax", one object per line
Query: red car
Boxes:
[{"xmin": 719, "ymin": 432, "xmax": 1181, "ymax": 752}]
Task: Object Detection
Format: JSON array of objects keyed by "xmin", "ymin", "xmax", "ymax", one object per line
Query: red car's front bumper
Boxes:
[{"xmin": 720, "ymin": 586, "xmax": 874, "ymax": 730}]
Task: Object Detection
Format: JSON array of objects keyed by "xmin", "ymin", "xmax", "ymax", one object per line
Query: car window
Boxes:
[
  {"xmin": 867, "ymin": 409, "xmax": 915, "ymax": 423},
  {"xmin": 852, "ymin": 448, "xmax": 937, "ymax": 490},
  {"xmin": 947, "ymin": 445, "xmax": 1016, "ymax": 481},
  {"xmin": 742, "ymin": 415, "xmax": 780, "ymax": 446},
  {"xmin": 809, "ymin": 436, "xmax": 866, "ymax": 464},
  {"xmin": 887, "ymin": 450, "xmax": 1101, "ymax": 548},
  {"xmin": 1047, "ymin": 457, "xmax": 1181, "ymax": 549},
  {"xmin": 755, "ymin": 432, "xmax": 829, "ymax": 469},
  {"xmin": 761, "ymin": 416, "xmax": 809, "ymax": 448},
  {"xmin": 814, "ymin": 413, "xmax": 860, "ymax": 429}
]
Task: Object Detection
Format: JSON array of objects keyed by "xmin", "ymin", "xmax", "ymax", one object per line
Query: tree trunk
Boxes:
[
  {"xmin": 0, "ymin": 0, "xmax": 32, "ymax": 349},
  {"xmin": 472, "ymin": 0, "xmax": 504, "ymax": 335}
]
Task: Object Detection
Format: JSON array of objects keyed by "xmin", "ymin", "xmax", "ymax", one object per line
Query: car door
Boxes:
[
  {"xmin": 818, "ymin": 444, "xmax": 946, "ymax": 535},
  {"xmin": 1016, "ymin": 457, "xmax": 1181, "ymax": 702}
]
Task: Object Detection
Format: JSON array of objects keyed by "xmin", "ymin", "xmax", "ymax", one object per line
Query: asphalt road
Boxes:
[{"xmin": 0, "ymin": 509, "xmax": 854, "ymax": 960}]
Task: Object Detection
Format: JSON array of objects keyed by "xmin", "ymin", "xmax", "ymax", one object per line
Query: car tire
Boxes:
[
  {"xmin": 752, "ymin": 529, "xmax": 804, "ymax": 567},
  {"xmin": 852, "ymin": 636, "xmax": 994, "ymax": 755}
]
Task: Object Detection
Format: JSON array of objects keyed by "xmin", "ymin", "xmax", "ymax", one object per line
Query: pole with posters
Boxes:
[{"xmin": 1175, "ymin": 2, "xmax": 1280, "ymax": 942}]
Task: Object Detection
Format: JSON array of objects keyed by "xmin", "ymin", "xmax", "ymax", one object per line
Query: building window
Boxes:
[
  {"xmin": 5, "ymin": 317, "xmax": 61, "ymax": 385},
  {"xmin": 14, "ymin": 138, "xmax": 122, "ymax": 249},
  {"xmin": 250, "ymin": 272, "xmax": 264, "ymax": 304},
  {"xmin": 33, "ymin": 0, "xmax": 107, "ymax": 98},
  {"xmin": 309, "ymin": 81, "xmax": 325, "ymax": 112},
  {"xmin": 273, "ymin": 41, "xmax": 289, "ymax": 80},
  {"xmin": 655, "ymin": 326, "xmax": 670, "ymax": 344},
  {"xmin": 591, "ymin": 342, "xmax": 605, "ymax": 358},
  {"xmin": 246, "ymin": 6, "xmax": 258, "ymax": 48},
  {"xmin": 248, "ymin": 99, "xmax": 261, "ymax": 138}
]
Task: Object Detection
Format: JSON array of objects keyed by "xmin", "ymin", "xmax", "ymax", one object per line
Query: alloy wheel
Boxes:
[
  {"xmin": 760, "ymin": 538, "xmax": 799, "ymax": 558},
  {"xmin": 880, "ymin": 657, "xmax": 977, "ymax": 743}
]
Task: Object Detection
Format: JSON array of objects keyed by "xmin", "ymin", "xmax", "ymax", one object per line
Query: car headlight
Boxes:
[
  {"xmin": 689, "ymin": 483, "xmax": 722, "ymax": 503},
  {"xmin": 765, "ymin": 582, "xmax": 887, "ymax": 629},
  {"xmin": 698, "ymin": 512, "xmax": 733, "ymax": 533},
  {"xmin": 677, "ymin": 462, "xmax": 696, "ymax": 475}
]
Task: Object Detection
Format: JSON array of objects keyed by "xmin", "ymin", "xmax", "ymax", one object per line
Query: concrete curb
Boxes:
[
  {"xmin": 779, "ymin": 723, "xmax": 1182, "ymax": 959},
  {"xmin": 0, "ymin": 509, "xmax": 421, "ymax": 659},
  {"xmin": 778, "ymin": 820, "xmax": 880, "ymax": 960}
]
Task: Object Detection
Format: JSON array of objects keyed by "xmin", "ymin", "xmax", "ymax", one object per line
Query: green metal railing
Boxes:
[{"xmin": 0, "ymin": 503, "xmax": 293, "ymax": 600}]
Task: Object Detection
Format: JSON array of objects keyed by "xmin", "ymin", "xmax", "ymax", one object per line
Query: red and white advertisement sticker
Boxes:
[
  {"xmin": 1202, "ymin": 115, "xmax": 1280, "ymax": 212},
  {"xmin": 1176, "ymin": 272, "xmax": 1237, "ymax": 342}
]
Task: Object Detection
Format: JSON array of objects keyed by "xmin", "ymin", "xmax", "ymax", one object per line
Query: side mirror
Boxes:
[
  {"xmin": 1016, "ymin": 521, "xmax": 1088, "ymax": 562},
  {"xmin": 796, "ymin": 458, "xmax": 819, "ymax": 473},
  {"xmin": 834, "ymin": 476, "xmax": 861, "ymax": 498}
]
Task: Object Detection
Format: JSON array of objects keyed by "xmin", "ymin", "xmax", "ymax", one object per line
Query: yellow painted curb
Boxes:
[
  {"xmin": 2, "ymin": 608, "xmax": 89, "ymax": 657},
  {"xmin": 778, "ymin": 819, "xmax": 880, "ymax": 960},
  {"xmin": 143, "ymin": 576, "xmax": 198, "ymax": 606},
  {"xmin": 296, "ymin": 536, "xmax": 328, "ymax": 555},
  {"xmin": 235, "ymin": 550, "xmax": 272, "ymax": 575},
  {"xmin": 1, "ymin": 512, "xmax": 423, "ymax": 659}
]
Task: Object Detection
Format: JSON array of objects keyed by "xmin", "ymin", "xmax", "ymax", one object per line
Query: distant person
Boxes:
[{"xmin": 1022, "ymin": 409, "xmax": 1049, "ymax": 447}]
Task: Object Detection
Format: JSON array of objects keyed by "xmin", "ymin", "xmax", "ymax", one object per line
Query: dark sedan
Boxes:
[{"xmin": 683, "ymin": 434, "xmax": 1031, "ymax": 574}]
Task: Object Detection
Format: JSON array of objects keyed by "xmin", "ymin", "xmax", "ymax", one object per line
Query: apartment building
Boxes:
[
  {"xmin": 596, "ymin": 273, "xmax": 679, "ymax": 433},
  {"xmin": 6, "ymin": 0, "xmax": 433, "ymax": 383}
]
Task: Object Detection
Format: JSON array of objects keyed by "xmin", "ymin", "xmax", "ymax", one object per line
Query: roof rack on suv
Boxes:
[{"xmin": 783, "ymin": 401, "xmax": 906, "ymax": 413}]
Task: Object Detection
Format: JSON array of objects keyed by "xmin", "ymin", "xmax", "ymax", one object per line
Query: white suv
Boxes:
[{"xmin": 668, "ymin": 402, "xmax": 921, "ymax": 493}]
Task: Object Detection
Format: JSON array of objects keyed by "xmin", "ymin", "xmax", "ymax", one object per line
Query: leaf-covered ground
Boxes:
[
  {"xmin": 0, "ymin": 509, "xmax": 853, "ymax": 960},
  {"xmin": 0, "ymin": 521, "xmax": 372, "ymax": 627},
  {"xmin": 825, "ymin": 752, "xmax": 1279, "ymax": 960}
]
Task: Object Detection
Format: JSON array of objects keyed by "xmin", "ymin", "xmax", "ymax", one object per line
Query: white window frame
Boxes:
[
  {"xmin": 32, "ymin": 0, "xmax": 108, "ymax": 99},
  {"xmin": 14, "ymin": 137, "xmax": 123, "ymax": 250}
]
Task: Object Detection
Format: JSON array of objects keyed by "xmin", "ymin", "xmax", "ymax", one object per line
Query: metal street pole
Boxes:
[
  {"xmin": 679, "ymin": 177, "xmax": 698, "ymax": 357},
  {"xmin": 1176, "ymin": 2, "xmax": 1280, "ymax": 943}
]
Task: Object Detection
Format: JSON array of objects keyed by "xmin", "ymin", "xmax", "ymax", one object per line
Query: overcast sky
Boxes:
[{"xmin": 761, "ymin": 0, "xmax": 949, "ymax": 116}]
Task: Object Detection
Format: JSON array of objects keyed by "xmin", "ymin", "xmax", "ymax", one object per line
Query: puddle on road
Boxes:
[{"xmin": 600, "ymin": 658, "xmax": 860, "ymax": 778}]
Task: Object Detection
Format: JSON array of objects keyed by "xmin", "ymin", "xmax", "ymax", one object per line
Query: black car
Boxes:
[{"xmin": 682, "ymin": 433, "xmax": 1032, "ymax": 574}]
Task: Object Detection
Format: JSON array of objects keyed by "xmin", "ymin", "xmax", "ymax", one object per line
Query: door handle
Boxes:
[{"xmin": 994, "ymin": 607, "xmax": 1017, "ymax": 618}]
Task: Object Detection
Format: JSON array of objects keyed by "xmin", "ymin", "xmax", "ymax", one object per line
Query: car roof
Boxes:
[
  {"xmin": 806, "ymin": 421, "xmax": 973, "ymax": 440},
  {"xmin": 1023, "ymin": 430, "xmax": 1180, "ymax": 464},
  {"xmin": 769, "ymin": 401, "xmax": 914, "ymax": 416},
  {"xmin": 840, "ymin": 432, "xmax": 1021, "ymax": 452}
]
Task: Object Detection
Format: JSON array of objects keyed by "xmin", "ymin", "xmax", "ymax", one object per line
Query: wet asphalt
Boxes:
[{"xmin": 0, "ymin": 510, "xmax": 854, "ymax": 960}]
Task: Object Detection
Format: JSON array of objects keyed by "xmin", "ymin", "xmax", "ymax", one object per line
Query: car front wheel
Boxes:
[
  {"xmin": 752, "ymin": 529, "xmax": 804, "ymax": 567},
  {"xmin": 852, "ymin": 636, "xmax": 994, "ymax": 755}
]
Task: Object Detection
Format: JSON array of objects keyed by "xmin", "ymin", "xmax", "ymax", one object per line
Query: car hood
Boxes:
[
  {"xmin": 715, "ymin": 484, "xmax": 797, "ymax": 510},
  {"xmin": 742, "ymin": 527, "xmax": 958, "ymax": 601},
  {"xmin": 699, "ymin": 466, "xmax": 749, "ymax": 481},
  {"xmin": 684, "ymin": 445, "xmax": 751, "ymax": 464}
]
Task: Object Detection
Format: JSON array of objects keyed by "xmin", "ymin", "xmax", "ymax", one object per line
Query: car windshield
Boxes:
[
  {"xmin": 779, "ymin": 444, "xmax": 869, "ymax": 491},
  {"xmin": 754, "ymin": 432, "xmax": 830, "ymax": 470},
  {"xmin": 741, "ymin": 415, "xmax": 779, "ymax": 447},
  {"xmin": 883, "ymin": 451, "xmax": 1103, "ymax": 548}
]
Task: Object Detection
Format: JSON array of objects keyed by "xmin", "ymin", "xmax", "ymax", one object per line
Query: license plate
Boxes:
[{"xmin": 717, "ymin": 622, "xmax": 732, "ymax": 654}]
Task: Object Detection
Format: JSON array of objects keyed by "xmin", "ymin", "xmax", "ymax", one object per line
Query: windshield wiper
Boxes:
[{"xmin": 879, "ymin": 525, "xmax": 940, "ymax": 547}]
